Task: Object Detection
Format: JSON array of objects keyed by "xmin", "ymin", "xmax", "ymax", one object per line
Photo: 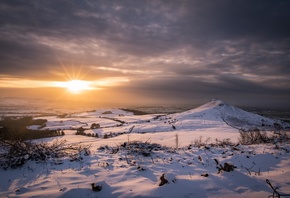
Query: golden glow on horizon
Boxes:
[
  {"xmin": 0, "ymin": 76, "xmax": 129, "ymax": 91},
  {"xmin": 0, "ymin": 62, "xmax": 130, "ymax": 102},
  {"xmin": 0, "ymin": 77, "xmax": 55, "ymax": 88}
]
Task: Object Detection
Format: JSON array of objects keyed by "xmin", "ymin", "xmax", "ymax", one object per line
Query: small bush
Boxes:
[
  {"xmin": 90, "ymin": 123, "xmax": 100, "ymax": 129},
  {"xmin": 76, "ymin": 127, "xmax": 85, "ymax": 135},
  {"xmin": 76, "ymin": 131, "xmax": 85, "ymax": 135}
]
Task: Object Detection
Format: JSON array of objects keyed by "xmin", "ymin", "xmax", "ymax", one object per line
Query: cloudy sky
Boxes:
[{"xmin": 0, "ymin": 0, "xmax": 290, "ymax": 108}]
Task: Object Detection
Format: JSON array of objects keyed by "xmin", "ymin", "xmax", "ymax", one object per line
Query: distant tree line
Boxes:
[{"xmin": 0, "ymin": 116, "xmax": 64, "ymax": 140}]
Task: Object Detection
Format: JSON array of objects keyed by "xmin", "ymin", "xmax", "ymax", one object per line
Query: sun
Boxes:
[
  {"xmin": 64, "ymin": 80, "xmax": 91, "ymax": 94},
  {"xmin": 51, "ymin": 65, "xmax": 129, "ymax": 95}
]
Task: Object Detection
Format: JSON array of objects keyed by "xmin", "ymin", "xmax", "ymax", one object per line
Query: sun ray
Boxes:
[{"xmin": 47, "ymin": 54, "xmax": 129, "ymax": 96}]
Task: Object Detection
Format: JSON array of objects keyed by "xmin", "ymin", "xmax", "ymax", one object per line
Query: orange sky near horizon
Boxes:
[{"xmin": 0, "ymin": 78, "xmax": 136, "ymax": 105}]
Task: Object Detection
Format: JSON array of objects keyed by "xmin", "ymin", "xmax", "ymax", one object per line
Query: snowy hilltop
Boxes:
[
  {"xmin": 171, "ymin": 98, "xmax": 289, "ymax": 131},
  {"xmin": 0, "ymin": 99, "xmax": 290, "ymax": 197}
]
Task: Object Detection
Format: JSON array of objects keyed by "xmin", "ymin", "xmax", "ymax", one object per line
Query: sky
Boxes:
[{"xmin": 0, "ymin": 0, "xmax": 290, "ymax": 108}]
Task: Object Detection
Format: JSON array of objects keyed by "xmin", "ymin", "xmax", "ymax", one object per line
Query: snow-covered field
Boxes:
[{"xmin": 1, "ymin": 99, "xmax": 290, "ymax": 197}]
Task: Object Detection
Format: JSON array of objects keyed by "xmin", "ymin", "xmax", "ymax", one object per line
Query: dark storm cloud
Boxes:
[
  {"xmin": 192, "ymin": 1, "xmax": 290, "ymax": 39},
  {"xmin": 113, "ymin": 74, "xmax": 290, "ymax": 108},
  {"xmin": 0, "ymin": 0, "xmax": 290, "ymax": 107},
  {"xmin": 0, "ymin": 37, "xmax": 56, "ymax": 74},
  {"xmin": 122, "ymin": 75, "xmax": 290, "ymax": 96}
]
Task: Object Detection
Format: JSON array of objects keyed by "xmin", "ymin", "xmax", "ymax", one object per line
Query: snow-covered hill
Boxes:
[
  {"xmin": 28, "ymin": 99, "xmax": 290, "ymax": 142},
  {"xmin": 1, "ymin": 100, "xmax": 290, "ymax": 198},
  {"xmin": 171, "ymin": 98, "xmax": 290, "ymax": 131}
]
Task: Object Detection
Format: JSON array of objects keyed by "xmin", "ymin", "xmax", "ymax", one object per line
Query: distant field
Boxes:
[
  {"xmin": 0, "ymin": 103, "xmax": 289, "ymax": 123},
  {"xmin": 242, "ymin": 108, "xmax": 290, "ymax": 123}
]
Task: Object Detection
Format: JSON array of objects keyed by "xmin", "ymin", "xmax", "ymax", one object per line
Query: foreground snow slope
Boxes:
[
  {"xmin": 1, "ymin": 134, "xmax": 289, "ymax": 198},
  {"xmin": 1, "ymin": 99, "xmax": 290, "ymax": 197}
]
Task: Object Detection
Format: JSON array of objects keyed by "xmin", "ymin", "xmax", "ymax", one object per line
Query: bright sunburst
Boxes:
[
  {"xmin": 53, "ymin": 79, "xmax": 93, "ymax": 94},
  {"xmin": 64, "ymin": 80, "xmax": 91, "ymax": 94},
  {"xmin": 50, "ymin": 65, "xmax": 129, "ymax": 95}
]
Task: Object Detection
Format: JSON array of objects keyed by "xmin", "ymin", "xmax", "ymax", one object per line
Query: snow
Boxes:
[{"xmin": 1, "ymin": 99, "xmax": 290, "ymax": 198}]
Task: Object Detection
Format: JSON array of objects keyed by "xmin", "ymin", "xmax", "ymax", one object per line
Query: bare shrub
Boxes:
[
  {"xmin": 212, "ymin": 138, "xmax": 234, "ymax": 147},
  {"xmin": 0, "ymin": 138, "xmax": 90, "ymax": 169},
  {"xmin": 239, "ymin": 129, "xmax": 271, "ymax": 145},
  {"xmin": 125, "ymin": 141, "xmax": 164, "ymax": 156},
  {"xmin": 100, "ymin": 141, "xmax": 166, "ymax": 157},
  {"xmin": 193, "ymin": 136, "xmax": 210, "ymax": 148}
]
